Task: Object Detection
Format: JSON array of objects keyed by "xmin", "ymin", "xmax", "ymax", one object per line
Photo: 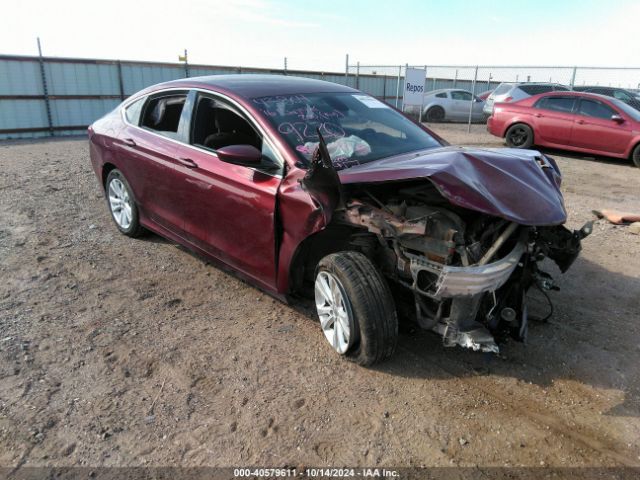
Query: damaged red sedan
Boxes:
[{"xmin": 89, "ymin": 75, "xmax": 590, "ymax": 365}]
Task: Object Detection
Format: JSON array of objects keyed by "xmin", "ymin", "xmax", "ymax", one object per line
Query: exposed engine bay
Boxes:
[{"xmin": 331, "ymin": 180, "xmax": 592, "ymax": 353}]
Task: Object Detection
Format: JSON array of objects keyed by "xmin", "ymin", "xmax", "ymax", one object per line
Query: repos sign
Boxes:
[{"xmin": 403, "ymin": 68, "xmax": 426, "ymax": 107}]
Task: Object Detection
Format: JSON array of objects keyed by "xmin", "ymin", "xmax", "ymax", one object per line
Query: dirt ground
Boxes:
[{"xmin": 1, "ymin": 123, "xmax": 639, "ymax": 472}]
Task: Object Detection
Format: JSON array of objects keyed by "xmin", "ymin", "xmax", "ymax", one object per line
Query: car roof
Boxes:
[
  {"xmin": 530, "ymin": 91, "xmax": 616, "ymax": 102},
  {"xmin": 427, "ymin": 88, "xmax": 471, "ymax": 94},
  {"xmin": 147, "ymin": 74, "xmax": 357, "ymax": 98},
  {"xmin": 497, "ymin": 82, "xmax": 568, "ymax": 88}
]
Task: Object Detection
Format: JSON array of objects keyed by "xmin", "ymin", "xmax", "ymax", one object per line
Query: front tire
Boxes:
[
  {"xmin": 105, "ymin": 169, "xmax": 145, "ymax": 237},
  {"xmin": 505, "ymin": 123, "xmax": 534, "ymax": 149},
  {"xmin": 314, "ymin": 252, "xmax": 398, "ymax": 366},
  {"xmin": 632, "ymin": 144, "xmax": 640, "ymax": 168}
]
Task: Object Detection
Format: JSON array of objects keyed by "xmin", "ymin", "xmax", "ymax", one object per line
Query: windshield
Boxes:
[
  {"xmin": 610, "ymin": 97, "xmax": 640, "ymax": 121},
  {"xmin": 251, "ymin": 92, "xmax": 442, "ymax": 169}
]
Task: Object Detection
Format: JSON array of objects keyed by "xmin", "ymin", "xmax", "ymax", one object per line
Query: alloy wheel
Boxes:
[
  {"xmin": 108, "ymin": 178, "xmax": 133, "ymax": 229},
  {"xmin": 314, "ymin": 271, "xmax": 353, "ymax": 354}
]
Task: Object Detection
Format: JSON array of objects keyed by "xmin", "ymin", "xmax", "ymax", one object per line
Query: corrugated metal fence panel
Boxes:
[
  {"xmin": 0, "ymin": 99, "xmax": 48, "ymax": 130},
  {"xmin": 50, "ymin": 98, "xmax": 120, "ymax": 128},
  {"xmin": 0, "ymin": 59, "xmax": 43, "ymax": 95},
  {"xmin": 121, "ymin": 64, "xmax": 186, "ymax": 95},
  {"xmin": 45, "ymin": 62, "xmax": 121, "ymax": 95}
]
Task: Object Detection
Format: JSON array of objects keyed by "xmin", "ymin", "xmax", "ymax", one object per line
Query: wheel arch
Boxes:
[
  {"xmin": 287, "ymin": 223, "xmax": 367, "ymax": 296},
  {"xmin": 101, "ymin": 162, "xmax": 118, "ymax": 189},
  {"xmin": 503, "ymin": 120, "xmax": 534, "ymax": 139}
]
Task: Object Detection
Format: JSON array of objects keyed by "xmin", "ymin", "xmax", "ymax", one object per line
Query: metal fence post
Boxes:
[
  {"xmin": 183, "ymin": 49, "xmax": 190, "ymax": 78},
  {"xmin": 117, "ymin": 60, "xmax": 125, "ymax": 100},
  {"xmin": 356, "ymin": 61, "xmax": 360, "ymax": 90},
  {"xmin": 402, "ymin": 64, "xmax": 408, "ymax": 112},
  {"xmin": 36, "ymin": 37, "xmax": 54, "ymax": 137},
  {"xmin": 467, "ymin": 66, "xmax": 478, "ymax": 133},
  {"xmin": 453, "ymin": 69, "xmax": 458, "ymax": 88},
  {"xmin": 284, "ymin": 57, "xmax": 287, "ymax": 75},
  {"xmin": 345, "ymin": 54, "xmax": 349, "ymax": 80},
  {"xmin": 570, "ymin": 66, "xmax": 577, "ymax": 89},
  {"xmin": 395, "ymin": 65, "xmax": 401, "ymax": 108}
]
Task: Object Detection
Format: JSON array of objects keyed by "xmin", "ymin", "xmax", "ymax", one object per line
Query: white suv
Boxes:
[{"xmin": 483, "ymin": 83, "xmax": 569, "ymax": 115}]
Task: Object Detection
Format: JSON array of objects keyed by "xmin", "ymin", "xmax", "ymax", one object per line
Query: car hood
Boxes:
[{"xmin": 337, "ymin": 146, "xmax": 567, "ymax": 226}]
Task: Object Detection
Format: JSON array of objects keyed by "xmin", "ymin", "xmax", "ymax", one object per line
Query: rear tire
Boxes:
[
  {"xmin": 105, "ymin": 169, "xmax": 145, "ymax": 238},
  {"xmin": 314, "ymin": 252, "xmax": 398, "ymax": 366},
  {"xmin": 505, "ymin": 123, "xmax": 534, "ymax": 149},
  {"xmin": 426, "ymin": 106, "xmax": 445, "ymax": 123},
  {"xmin": 632, "ymin": 144, "xmax": 640, "ymax": 168}
]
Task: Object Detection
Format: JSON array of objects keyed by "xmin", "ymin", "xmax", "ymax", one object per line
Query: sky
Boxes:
[{"xmin": 1, "ymin": 0, "xmax": 639, "ymax": 72}]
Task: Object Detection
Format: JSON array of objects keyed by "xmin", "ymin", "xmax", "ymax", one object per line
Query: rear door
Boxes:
[
  {"xmin": 117, "ymin": 91, "xmax": 188, "ymax": 236},
  {"xmin": 570, "ymin": 98, "xmax": 632, "ymax": 154},
  {"xmin": 171, "ymin": 90, "xmax": 284, "ymax": 290},
  {"xmin": 531, "ymin": 96, "xmax": 577, "ymax": 145}
]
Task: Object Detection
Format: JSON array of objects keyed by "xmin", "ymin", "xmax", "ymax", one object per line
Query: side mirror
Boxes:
[
  {"xmin": 611, "ymin": 114, "xmax": 624, "ymax": 124},
  {"xmin": 216, "ymin": 144, "xmax": 262, "ymax": 164}
]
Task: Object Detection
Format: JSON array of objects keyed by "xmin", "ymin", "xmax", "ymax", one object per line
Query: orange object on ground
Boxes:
[{"xmin": 593, "ymin": 209, "xmax": 640, "ymax": 225}]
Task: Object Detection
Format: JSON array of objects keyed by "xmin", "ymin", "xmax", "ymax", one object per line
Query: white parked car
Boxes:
[
  {"xmin": 421, "ymin": 89, "xmax": 486, "ymax": 123},
  {"xmin": 483, "ymin": 82, "xmax": 569, "ymax": 115}
]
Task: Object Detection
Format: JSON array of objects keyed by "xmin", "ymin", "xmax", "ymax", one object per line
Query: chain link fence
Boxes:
[{"xmin": 348, "ymin": 63, "xmax": 640, "ymax": 130}]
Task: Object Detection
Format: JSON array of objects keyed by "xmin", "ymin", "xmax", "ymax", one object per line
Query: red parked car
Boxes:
[
  {"xmin": 487, "ymin": 91, "xmax": 640, "ymax": 167},
  {"xmin": 89, "ymin": 75, "xmax": 590, "ymax": 365}
]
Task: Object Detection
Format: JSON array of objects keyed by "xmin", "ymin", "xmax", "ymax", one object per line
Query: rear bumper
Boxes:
[{"xmin": 486, "ymin": 115, "xmax": 500, "ymax": 136}]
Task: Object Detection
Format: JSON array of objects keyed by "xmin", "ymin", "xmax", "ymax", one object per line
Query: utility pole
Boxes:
[{"xmin": 179, "ymin": 49, "xmax": 189, "ymax": 78}]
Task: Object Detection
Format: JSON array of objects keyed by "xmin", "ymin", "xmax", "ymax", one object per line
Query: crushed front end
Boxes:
[{"xmin": 334, "ymin": 181, "xmax": 592, "ymax": 353}]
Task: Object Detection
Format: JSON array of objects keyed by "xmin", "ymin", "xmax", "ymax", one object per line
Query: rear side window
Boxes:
[
  {"xmin": 124, "ymin": 97, "xmax": 145, "ymax": 125},
  {"xmin": 141, "ymin": 94, "xmax": 187, "ymax": 137},
  {"xmin": 577, "ymin": 99, "xmax": 616, "ymax": 119},
  {"xmin": 613, "ymin": 90, "xmax": 633, "ymax": 102},
  {"xmin": 520, "ymin": 85, "xmax": 554, "ymax": 95},
  {"xmin": 435, "ymin": 92, "xmax": 448, "ymax": 98},
  {"xmin": 493, "ymin": 84, "xmax": 512, "ymax": 96},
  {"xmin": 535, "ymin": 96, "xmax": 576, "ymax": 113}
]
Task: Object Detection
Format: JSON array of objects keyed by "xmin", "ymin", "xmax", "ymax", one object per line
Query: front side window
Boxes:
[
  {"xmin": 190, "ymin": 94, "xmax": 281, "ymax": 173},
  {"xmin": 124, "ymin": 97, "xmax": 145, "ymax": 125},
  {"xmin": 141, "ymin": 93, "xmax": 187, "ymax": 138},
  {"xmin": 577, "ymin": 99, "xmax": 616, "ymax": 119},
  {"xmin": 451, "ymin": 91, "xmax": 472, "ymax": 101},
  {"xmin": 252, "ymin": 92, "xmax": 442, "ymax": 170},
  {"xmin": 535, "ymin": 96, "xmax": 576, "ymax": 113}
]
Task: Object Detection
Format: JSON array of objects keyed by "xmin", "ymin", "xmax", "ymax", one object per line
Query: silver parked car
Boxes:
[
  {"xmin": 421, "ymin": 89, "xmax": 486, "ymax": 122},
  {"xmin": 483, "ymin": 82, "xmax": 570, "ymax": 115}
]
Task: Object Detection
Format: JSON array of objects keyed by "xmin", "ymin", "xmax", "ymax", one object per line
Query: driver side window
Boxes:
[
  {"xmin": 451, "ymin": 91, "xmax": 472, "ymax": 101},
  {"xmin": 190, "ymin": 93, "xmax": 282, "ymax": 173}
]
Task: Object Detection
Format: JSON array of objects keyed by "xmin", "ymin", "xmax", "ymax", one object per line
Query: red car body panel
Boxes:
[
  {"xmin": 89, "ymin": 76, "xmax": 573, "ymax": 298},
  {"xmin": 487, "ymin": 91, "xmax": 640, "ymax": 160}
]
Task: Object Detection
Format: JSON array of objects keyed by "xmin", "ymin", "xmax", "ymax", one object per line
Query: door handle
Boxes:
[
  {"xmin": 576, "ymin": 120, "xmax": 585, "ymax": 125},
  {"xmin": 177, "ymin": 157, "xmax": 198, "ymax": 169},
  {"xmin": 534, "ymin": 113, "xmax": 542, "ymax": 118},
  {"xmin": 122, "ymin": 138, "xmax": 136, "ymax": 147}
]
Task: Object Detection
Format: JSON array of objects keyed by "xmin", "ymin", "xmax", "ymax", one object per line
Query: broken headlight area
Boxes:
[{"xmin": 334, "ymin": 181, "xmax": 592, "ymax": 354}]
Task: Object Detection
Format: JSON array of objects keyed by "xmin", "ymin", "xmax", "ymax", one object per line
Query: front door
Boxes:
[
  {"xmin": 570, "ymin": 99, "xmax": 632, "ymax": 155},
  {"xmin": 172, "ymin": 91, "xmax": 283, "ymax": 290}
]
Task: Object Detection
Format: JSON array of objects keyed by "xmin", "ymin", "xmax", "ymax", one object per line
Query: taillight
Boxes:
[{"xmin": 504, "ymin": 96, "xmax": 513, "ymax": 102}]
